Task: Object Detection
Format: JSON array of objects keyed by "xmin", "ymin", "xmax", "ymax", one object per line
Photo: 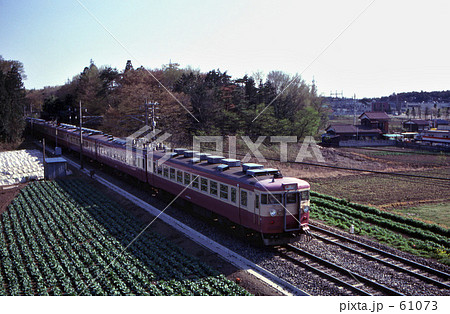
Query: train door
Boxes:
[
  {"xmin": 237, "ymin": 184, "xmax": 242, "ymax": 225},
  {"xmin": 238, "ymin": 188, "xmax": 256, "ymax": 230},
  {"xmin": 283, "ymin": 191, "xmax": 301, "ymax": 231},
  {"xmin": 246, "ymin": 190, "xmax": 258, "ymax": 231},
  {"xmin": 254, "ymin": 191, "xmax": 261, "ymax": 228},
  {"xmin": 147, "ymin": 151, "xmax": 154, "ymax": 185}
]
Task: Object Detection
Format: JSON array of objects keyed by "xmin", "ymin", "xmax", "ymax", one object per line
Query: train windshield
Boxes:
[
  {"xmin": 286, "ymin": 192, "xmax": 297, "ymax": 204},
  {"xmin": 300, "ymin": 190, "xmax": 310, "ymax": 201},
  {"xmin": 261, "ymin": 190, "xmax": 309, "ymax": 205},
  {"xmin": 261, "ymin": 194, "xmax": 282, "ymax": 204}
]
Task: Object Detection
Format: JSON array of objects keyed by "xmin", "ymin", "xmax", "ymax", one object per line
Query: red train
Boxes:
[{"xmin": 29, "ymin": 118, "xmax": 310, "ymax": 245}]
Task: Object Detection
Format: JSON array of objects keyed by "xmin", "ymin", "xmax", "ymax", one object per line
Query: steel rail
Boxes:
[
  {"xmin": 282, "ymin": 244, "xmax": 404, "ymax": 296},
  {"xmin": 310, "ymin": 224, "xmax": 450, "ymax": 287},
  {"xmin": 275, "ymin": 247, "xmax": 372, "ymax": 296}
]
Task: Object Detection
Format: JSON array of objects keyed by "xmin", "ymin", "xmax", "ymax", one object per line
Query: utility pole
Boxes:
[
  {"xmin": 142, "ymin": 100, "xmax": 159, "ymax": 130},
  {"xmin": 151, "ymin": 101, "xmax": 158, "ymax": 131},
  {"xmin": 144, "ymin": 98, "xmax": 149, "ymax": 127},
  {"xmin": 55, "ymin": 121, "xmax": 58, "ymax": 151},
  {"xmin": 79, "ymin": 100, "xmax": 83, "ymax": 169}
]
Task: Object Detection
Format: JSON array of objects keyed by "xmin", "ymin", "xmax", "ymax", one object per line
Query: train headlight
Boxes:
[
  {"xmin": 303, "ymin": 206, "xmax": 310, "ymax": 213},
  {"xmin": 269, "ymin": 209, "xmax": 277, "ymax": 217}
]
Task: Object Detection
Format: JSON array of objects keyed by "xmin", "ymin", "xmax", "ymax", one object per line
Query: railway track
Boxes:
[
  {"xmin": 275, "ymin": 244, "xmax": 403, "ymax": 296},
  {"xmin": 308, "ymin": 224, "xmax": 450, "ymax": 290}
]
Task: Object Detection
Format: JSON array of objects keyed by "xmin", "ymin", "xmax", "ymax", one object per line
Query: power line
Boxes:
[{"xmin": 226, "ymin": 151, "xmax": 450, "ymax": 182}]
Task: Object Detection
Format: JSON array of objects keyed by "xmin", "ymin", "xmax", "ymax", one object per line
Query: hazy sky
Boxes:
[{"xmin": 1, "ymin": 0, "xmax": 449, "ymax": 98}]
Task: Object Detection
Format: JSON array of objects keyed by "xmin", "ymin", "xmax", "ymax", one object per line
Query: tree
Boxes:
[
  {"xmin": 0, "ymin": 56, "xmax": 26, "ymax": 142},
  {"xmin": 293, "ymin": 106, "xmax": 321, "ymax": 139},
  {"xmin": 76, "ymin": 60, "xmax": 105, "ymax": 115},
  {"xmin": 161, "ymin": 62, "xmax": 184, "ymax": 89},
  {"xmin": 174, "ymin": 69, "xmax": 232, "ymax": 135},
  {"xmin": 103, "ymin": 64, "xmax": 191, "ymax": 141},
  {"xmin": 424, "ymin": 107, "xmax": 430, "ymax": 119}
]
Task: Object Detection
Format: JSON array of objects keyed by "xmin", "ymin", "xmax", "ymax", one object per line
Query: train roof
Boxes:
[
  {"xmin": 153, "ymin": 150, "xmax": 310, "ymax": 191},
  {"xmin": 32, "ymin": 119, "xmax": 310, "ymax": 191}
]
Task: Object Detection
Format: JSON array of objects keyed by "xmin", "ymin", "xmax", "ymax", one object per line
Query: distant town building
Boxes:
[
  {"xmin": 322, "ymin": 111, "xmax": 390, "ymax": 146},
  {"xmin": 403, "ymin": 119, "xmax": 429, "ymax": 132},
  {"xmin": 359, "ymin": 112, "xmax": 390, "ymax": 133},
  {"xmin": 324, "ymin": 97, "xmax": 371, "ymax": 116},
  {"xmin": 324, "ymin": 124, "xmax": 382, "ymax": 141},
  {"xmin": 431, "ymin": 119, "xmax": 449, "ymax": 129},
  {"xmin": 372, "ymin": 102, "xmax": 391, "ymax": 113}
]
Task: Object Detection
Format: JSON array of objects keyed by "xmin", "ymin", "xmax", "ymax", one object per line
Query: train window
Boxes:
[
  {"xmin": 255, "ymin": 195, "xmax": 259, "ymax": 209},
  {"xmin": 269, "ymin": 194, "xmax": 282, "ymax": 204},
  {"xmin": 201, "ymin": 178, "xmax": 208, "ymax": 192},
  {"xmin": 184, "ymin": 172, "xmax": 190, "ymax": 185},
  {"xmin": 153, "ymin": 162, "xmax": 157, "ymax": 173},
  {"xmin": 261, "ymin": 194, "xmax": 268, "ymax": 204},
  {"xmin": 163, "ymin": 166, "xmax": 169, "ymax": 178},
  {"xmin": 286, "ymin": 193, "xmax": 297, "ymax": 204},
  {"xmin": 210, "ymin": 181, "xmax": 218, "ymax": 196},
  {"xmin": 230, "ymin": 187, "xmax": 237, "ymax": 203},
  {"xmin": 241, "ymin": 190, "xmax": 247, "ymax": 207},
  {"xmin": 220, "ymin": 184, "xmax": 228, "ymax": 199},
  {"xmin": 192, "ymin": 176, "xmax": 199, "ymax": 189},
  {"xmin": 300, "ymin": 190, "xmax": 310, "ymax": 201},
  {"xmin": 177, "ymin": 170, "xmax": 183, "ymax": 183}
]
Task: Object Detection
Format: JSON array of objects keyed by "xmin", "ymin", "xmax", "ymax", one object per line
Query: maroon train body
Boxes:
[{"xmin": 29, "ymin": 118, "xmax": 310, "ymax": 245}]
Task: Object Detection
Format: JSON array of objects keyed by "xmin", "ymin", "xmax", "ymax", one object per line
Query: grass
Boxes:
[{"xmin": 391, "ymin": 203, "xmax": 450, "ymax": 228}]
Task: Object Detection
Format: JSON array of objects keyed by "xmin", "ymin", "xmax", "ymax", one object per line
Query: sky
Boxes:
[{"xmin": 1, "ymin": 0, "xmax": 449, "ymax": 98}]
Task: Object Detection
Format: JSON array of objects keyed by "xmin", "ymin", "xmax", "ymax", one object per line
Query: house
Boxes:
[
  {"xmin": 431, "ymin": 119, "xmax": 449, "ymax": 129},
  {"xmin": 323, "ymin": 124, "xmax": 382, "ymax": 142},
  {"xmin": 324, "ymin": 124, "xmax": 358, "ymax": 141},
  {"xmin": 359, "ymin": 112, "xmax": 390, "ymax": 133},
  {"xmin": 403, "ymin": 119, "xmax": 429, "ymax": 132}
]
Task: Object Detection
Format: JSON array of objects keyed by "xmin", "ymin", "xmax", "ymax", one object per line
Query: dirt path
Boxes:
[{"xmin": 0, "ymin": 183, "xmax": 27, "ymax": 215}]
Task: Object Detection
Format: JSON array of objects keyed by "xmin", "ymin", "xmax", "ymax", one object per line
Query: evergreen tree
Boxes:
[{"xmin": 0, "ymin": 56, "xmax": 26, "ymax": 142}]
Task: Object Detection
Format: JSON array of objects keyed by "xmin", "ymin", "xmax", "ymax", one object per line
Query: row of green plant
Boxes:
[
  {"xmin": 310, "ymin": 203, "xmax": 450, "ymax": 265},
  {"xmin": 0, "ymin": 179, "xmax": 251, "ymax": 296},
  {"xmin": 311, "ymin": 196, "xmax": 448, "ymax": 248},
  {"xmin": 310, "ymin": 191, "xmax": 449, "ymax": 237}
]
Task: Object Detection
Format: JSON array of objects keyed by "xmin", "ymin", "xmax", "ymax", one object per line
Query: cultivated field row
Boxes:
[
  {"xmin": 310, "ymin": 191, "xmax": 450, "ymax": 265},
  {"xmin": 0, "ymin": 179, "xmax": 250, "ymax": 296}
]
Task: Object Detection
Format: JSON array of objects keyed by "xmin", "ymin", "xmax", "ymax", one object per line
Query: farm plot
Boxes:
[
  {"xmin": 310, "ymin": 191, "xmax": 450, "ymax": 265},
  {"xmin": 0, "ymin": 149, "xmax": 44, "ymax": 186},
  {"xmin": 0, "ymin": 179, "xmax": 251, "ymax": 296}
]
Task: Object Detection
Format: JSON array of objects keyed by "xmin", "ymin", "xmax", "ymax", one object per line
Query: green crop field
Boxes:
[
  {"xmin": 310, "ymin": 191, "xmax": 450, "ymax": 265},
  {"xmin": 0, "ymin": 179, "xmax": 251, "ymax": 296}
]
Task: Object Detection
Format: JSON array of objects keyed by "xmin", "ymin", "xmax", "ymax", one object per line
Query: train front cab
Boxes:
[{"xmin": 258, "ymin": 186, "xmax": 310, "ymax": 246}]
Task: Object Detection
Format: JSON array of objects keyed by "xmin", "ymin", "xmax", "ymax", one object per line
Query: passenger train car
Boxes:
[
  {"xmin": 418, "ymin": 129, "xmax": 450, "ymax": 146},
  {"xmin": 28, "ymin": 118, "xmax": 310, "ymax": 245}
]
